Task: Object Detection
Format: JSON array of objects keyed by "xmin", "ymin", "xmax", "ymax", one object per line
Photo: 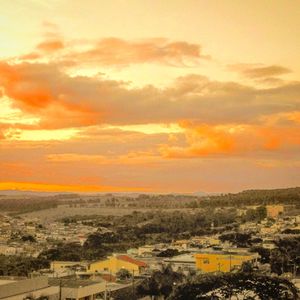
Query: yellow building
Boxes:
[
  {"xmin": 89, "ymin": 255, "xmax": 147, "ymax": 275},
  {"xmin": 195, "ymin": 250, "xmax": 259, "ymax": 273}
]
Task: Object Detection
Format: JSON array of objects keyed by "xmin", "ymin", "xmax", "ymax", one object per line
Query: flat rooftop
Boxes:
[
  {"xmin": 0, "ymin": 280, "xmax": 17, "ymax": 286},
  {"xmin": 164, "ymin": 254, "xmax": 196, "ymax": 262},
  {"xmin": 49, "ymin": 278, "xmax": 103, "ymax": 288},
  {"xmin": 0, "ymin": 276, "xmax": 24, "ymax": 285},
  {"xmin": 195, "ymin": 250, "xmax": 257, "ymax": 256}
]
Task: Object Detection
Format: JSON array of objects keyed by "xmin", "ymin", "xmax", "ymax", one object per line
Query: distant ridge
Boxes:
[
  {"xmin": 0, "ymin": 190, "xmax": 75, "ymax": 197},
  {"xmin": 0, "ymin": 186, "xmax": 299, "ymax": 197}
]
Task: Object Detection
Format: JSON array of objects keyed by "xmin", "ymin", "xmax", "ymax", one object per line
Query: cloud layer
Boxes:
[{"xmin": 0, "ymin": 34, "xmax": 299, "ymax": 192}]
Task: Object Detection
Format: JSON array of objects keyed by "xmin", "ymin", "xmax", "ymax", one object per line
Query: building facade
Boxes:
[
  {"xmin": 89, "ymin": 255, "xmax": 147, "ymax": 275},
  {"xmin": 195, "ymin": 250, "xmax": 259, "ymax": 273}
]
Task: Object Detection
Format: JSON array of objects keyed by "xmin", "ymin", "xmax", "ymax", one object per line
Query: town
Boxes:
[
  {"xmin": 0, "ymin": 189, "xmax": 299, "ymax": 299},
  {"xmin": 1, "ymin": 0, "xmax": 300, "ymax": 298}
]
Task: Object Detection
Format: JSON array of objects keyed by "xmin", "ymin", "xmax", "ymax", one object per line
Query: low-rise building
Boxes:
[
  {"xmin": 266, "ymin": 205, "xmax": 284, "ymax": 219},
  {"xmin": 195, "ymin": 250, "xmax": 259, "ymax": 273},
  {"xmin": 0, "ymin": 276, "xmax": 59, "ymax": 300},
  {"xmin": 89, "ymin": 254, "xmax": 148, "ymax": 275},
  {"xmin": 138, "ymin": 244, "xmax": 165, "ymax": 256},
  {"xmin": 50, "ymin": 261, "xmax": 88, "ymax": 277},
  {"xmin": 171, "ymin": 240, "xmax": 190, "ymax": 250},
  {"xmin": 164, "ymin": 254, "xmax": 196, "ymax": 273},
  {"xmin": 191, "ymin": 236, "xmax": 221, "ymax": 247},
  {"xmin": 49, "ymin": 278, "xmax": 106, "ymax": 300},
  {"xmin": 0, "ymin": 244, "xmax": 23, "ymax": 256}
]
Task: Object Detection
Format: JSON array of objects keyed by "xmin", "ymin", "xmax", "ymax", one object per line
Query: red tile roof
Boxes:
[{"xmin": 116, "ymin": 255, "xmax": 147, "ymax": 267}]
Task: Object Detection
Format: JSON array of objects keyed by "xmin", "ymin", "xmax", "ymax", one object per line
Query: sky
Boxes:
[{"xmin": 0, "ymin": 0, "xmax": 300, "ymax": 193}]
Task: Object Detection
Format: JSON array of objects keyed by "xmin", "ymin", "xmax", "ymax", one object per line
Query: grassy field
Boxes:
[
  {"xmin": 18, "ymin": 205, "xmax": 197, "ymax": 223},
  {"xmin": 19, "ymin": 206, "xmax": 157, "ymax": 223}
]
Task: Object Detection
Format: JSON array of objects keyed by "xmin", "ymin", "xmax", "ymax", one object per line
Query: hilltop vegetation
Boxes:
[
  {"xmin": 201, "ymin": 187, "xmax": 300, "ymax": 208},
  {"xmin": 1, "ymin": 187, "xmax": 299, "ymax": 216}
]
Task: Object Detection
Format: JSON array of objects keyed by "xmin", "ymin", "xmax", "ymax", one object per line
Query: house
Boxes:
[
  {"xmin": 138, "ymin": 244, "xmax": 165, "ymax": 256},
  {"xmin": 50, "ymin": 261, "xmax": 88, "ymax": 276},
  {"xmin": 89, "ymin": 254, "xmax": 148, "ymax": 275},
  {"xmin": 262, "ymin": 238, "xmax": 276, "ymax": 250},
  {"xmin": 0, "ymin": 244, "xmax": 19, "ymax": 256},
  {"xmin": 191, "ymin": 236, "xmax": 221, "ymax": 247},
  {"xmin": 0, "ymin": 276, "xmax": 59, "ymax": 300},
  {"xmin": 163, "ymin": 254, "xmax": 196, "ymax": 273},
  {"xmin": 266, "ymin": 205, "xmax": 284, "ymax": 219},
  {"xmin": 171, "ymin": 240, "xmax": 190, "ymax": 250},
  {"xmin": 195, "ymin": 250, "xmax": 259, "ymax": 273}
]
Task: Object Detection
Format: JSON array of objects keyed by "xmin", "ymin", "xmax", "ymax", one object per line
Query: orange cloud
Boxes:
[
  {"xmin": 19, "ymin": 52, "xmax": 41, "ymax": 60},
  {"xmin": 36, "ymin": 39, "xmax": 64, "ymax": 53},
  {"xmin": 0, "ymin": 62, "xmax": 100, "ymax": 128},
  {"xmin": 161, "ymin": 120, "xmax": 300, "ymax": 158},
  {"xmin": 66, "ymin": 37, "xmax": 209, "ymax": 66},
  {"xmin": 1, "ymin": 61, "xmax": 300, "ymax": 136},
  {"xmin": 17, "ymin": 37, "xmax": 208, "ymax": 67},
  {"xmin": 0, "ymin": 62, "xmax": 53, "ymax": 108}
]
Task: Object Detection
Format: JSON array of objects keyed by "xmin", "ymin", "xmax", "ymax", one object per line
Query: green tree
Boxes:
[
  {"xmin": 219, "ymin": 232, "xmax": 252, "ymax": 247},
  {"xmin": 21, "ymin": 235, "xmax": 37, "ymax": 243},
  {"xmin": 169, "ymin": 273, "xmax": 298, "ymax": 300},
  {"xmin": 116, "ymin": 268, "xmax": 132, "ymax": 281},
  {"xmin": 138, "ymin": 266, "xmax": 185, "ymax": 299},
  {"xmin": 157, "ymin": 249, "xmax": 181, "ymax": 257}
]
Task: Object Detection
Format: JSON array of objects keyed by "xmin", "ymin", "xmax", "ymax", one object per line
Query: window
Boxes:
[{"xmin": 203, "ymin": 259, "xmax": 210, "ymax": 264}]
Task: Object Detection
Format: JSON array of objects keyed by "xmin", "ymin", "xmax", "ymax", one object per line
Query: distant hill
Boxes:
[
  {"xmin": 0, "ymin": 189, "xmax": 80, "ymax": 197},
  {"xmin": 201, "ymin": 187, "xmax": 300, "ymax": 207},
  {"xmin": 0, "ymin": 190, "xmax": 58, "ymax": 197},
  {"xmin": 0, "ymin": 186, "xmax": 299, "ymax": 214}
]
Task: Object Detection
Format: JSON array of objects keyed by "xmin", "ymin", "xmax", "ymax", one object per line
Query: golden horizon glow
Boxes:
[
  {"xmin": 4, "ymin": 128, "xmax": 80, "ymax": 141},
  {"xmin": 0, "ymin": 182, "xmax": 149, "ymax": 193}
]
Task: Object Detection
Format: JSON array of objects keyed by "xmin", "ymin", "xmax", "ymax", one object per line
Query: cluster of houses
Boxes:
[
  {"xmin": 0, "ymin": 214, "xmax": 97, "ymax": 257},
  {"xmin": 0, "ymin": 276, "xmax": 107, "ymax": 300},
  {"xmin": 1, "ymin": 204, "xmax": 300, "ymax": 299},
  {"xmin": 6, "ymin": 247, "xmax": 256, "ymax": 300}
]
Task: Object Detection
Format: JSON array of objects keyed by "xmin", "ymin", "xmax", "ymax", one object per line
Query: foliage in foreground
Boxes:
[
  {"xmin": 169, "ymin": 272, "xmax": 299, "ymax": 300},
  {"xmin": 0, "ymin": 255, "xmax": 49, "ymax": 276}
]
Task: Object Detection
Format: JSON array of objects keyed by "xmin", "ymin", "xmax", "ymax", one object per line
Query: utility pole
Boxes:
[
  {"xmin": 132, "ymin": 269, "xmax": 135, "ymax": 299},
  {"xmin": 59, "ymin": 278, "xmax": 62, "ymax": 300}
]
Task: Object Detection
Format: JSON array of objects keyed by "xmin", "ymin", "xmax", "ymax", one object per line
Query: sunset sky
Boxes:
[{"xmin": 0, "ymin": 0, "xmax": 300, "ymax": 193}]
